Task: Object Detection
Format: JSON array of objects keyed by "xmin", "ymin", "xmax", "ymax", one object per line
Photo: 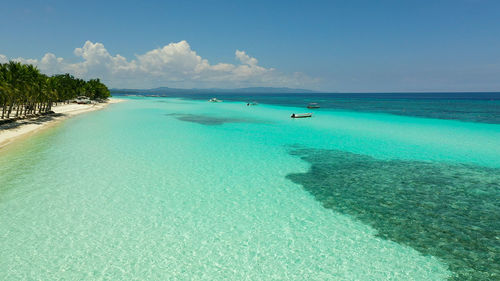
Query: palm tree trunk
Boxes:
[
  {"xmin": 1, "ymin": 102, "xmax": 6, "ymax": 119},
  {"xmin": 20, "ymin": 103, "xmax": 25, "ymax": 117},
  {"xmin": 7, "ymin": 103, "xmax": 13, "ymax": 118}
]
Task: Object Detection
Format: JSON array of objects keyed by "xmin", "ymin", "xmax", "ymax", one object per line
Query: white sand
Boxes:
[{"xmin": 0, "ymin": 98, "xmax": 125, "ymax": 149}]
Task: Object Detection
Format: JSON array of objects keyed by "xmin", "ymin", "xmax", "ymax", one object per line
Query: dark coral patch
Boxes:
[
  {"xmin": 166, "ymin": 113, "xmax": 262, "ymax": 126},
  {"xmin": 286, "ymin": 148, "xmax": 500, "ymax": 280}
]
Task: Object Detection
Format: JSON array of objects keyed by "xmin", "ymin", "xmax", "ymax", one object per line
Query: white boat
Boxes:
[
  {"xmin": 209, "ymin": 97, "xmax": 222, "ymax": 102},
  {"xmin": 291, "ymin": 113, "xmax": 312, "ymax": 118},
  {"xmin": 246, "ymin": 101, "xmax": 258, "ymax": 106},
  {"xmin": 307, "ymin": 103, "xmax": 320, "ymax": 109},
  {"xmin": 76, "ymin": 96, "xmax": 91, "ymax": 104}
]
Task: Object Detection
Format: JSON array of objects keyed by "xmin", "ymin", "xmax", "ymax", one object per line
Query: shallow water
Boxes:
[
  {"xmin": 1, "ymin": 97, "xmax": 499, "ymax": 280},
  {"xmin": 287, "ymin": 148, "xmax": 500, "ymax": 280}
]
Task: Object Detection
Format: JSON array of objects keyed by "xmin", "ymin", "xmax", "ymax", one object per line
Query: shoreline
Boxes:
[{"xmin": 0, "ymin": 98, "xmax": 125, "ymax": 149}]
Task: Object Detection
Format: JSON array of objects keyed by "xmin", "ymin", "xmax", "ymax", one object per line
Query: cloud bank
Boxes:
[{"xmin": 0, "ymin": 40, "xmax": 318, "ymax": 89}]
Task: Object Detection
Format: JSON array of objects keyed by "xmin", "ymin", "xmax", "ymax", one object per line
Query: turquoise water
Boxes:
[
  {"xmin": 123, "ymin": 92, "xmax": 500, "ymax": 124},
  {"xmin": 1, "ymin": 97, "xmax": 499, "ymax": 280}
]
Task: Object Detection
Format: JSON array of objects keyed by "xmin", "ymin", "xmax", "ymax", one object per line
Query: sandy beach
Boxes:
[{"xmin": 0, "ymin": 98, "xmax": 124, "ymax": 149}]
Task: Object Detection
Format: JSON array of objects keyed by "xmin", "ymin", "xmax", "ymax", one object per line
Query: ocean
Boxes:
[{"xmin": 0, "ymin": 93, "xmax": 499, "ymax": 280}]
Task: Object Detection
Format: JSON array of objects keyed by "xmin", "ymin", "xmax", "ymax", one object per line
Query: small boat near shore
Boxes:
[
  {"xmin": 291, "ymin": 113, "xmax": 312, "ymax": 118},
  {"xmin": 75, "ymin": 96, "xmax": 91, "ymax": 104},
  {"xmin": 307, "ymin": 103, "xmax": 320, "ymax": 109},
  {"xmin": 247, "ymin": 101, "xmax": 258, "ymax": 106},
  {"xmin": 209, "ymin": 97, "xmax": 222, "ymax": 102}
]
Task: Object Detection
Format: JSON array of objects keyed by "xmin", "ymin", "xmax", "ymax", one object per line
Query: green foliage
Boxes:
[
  {"xmin": 84, "ymin": 78, "xmax": 111, "ymax": 100},
  {"xmin": 0, "ymin": 61, "xmax": 110, "ymax": 119}
]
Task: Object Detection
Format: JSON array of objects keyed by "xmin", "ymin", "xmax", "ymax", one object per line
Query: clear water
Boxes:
[
  {"xmin": 124, "ymin": 92, "xmax": 500, "ymax": 124},
  {"xmin": 0, "ymin": 96, "xmax": 499, "ymax": 280}
]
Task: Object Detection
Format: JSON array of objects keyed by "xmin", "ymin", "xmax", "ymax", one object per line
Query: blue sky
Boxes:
[{"xmin": 1, "ymin": 0, "xmax": 499, "ymax": 92}]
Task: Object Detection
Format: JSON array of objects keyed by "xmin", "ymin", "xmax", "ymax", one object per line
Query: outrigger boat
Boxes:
[
  {"xmin": 307, "ymin": 103, "xmax": 320, "ymax": 109},
  {"xmin": 209, "ymin": 97, "xmax": 222, "ymax": 102},
  {"xmin": 291, "ymin": 113, "xmax": 312, "ymax": 118}
]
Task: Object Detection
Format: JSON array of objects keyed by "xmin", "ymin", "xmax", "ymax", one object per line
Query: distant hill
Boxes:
[{"xmin": 110, "ymin": 87, "xmax": 319, "ymax": 95}]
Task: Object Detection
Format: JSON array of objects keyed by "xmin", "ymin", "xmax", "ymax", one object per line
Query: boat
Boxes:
[
  {"xmin": 307, "ymin": 103, "xmax": 320, "ymax": 109},
  {"xmin": 246, "ymin": 101, "xmax": 258, "ymax": 106},
  {"xmin": 291, "ymin": 113, "xmax": 312, "ymax": 118},
  {"xmin": 75, "ymin": 96, "xmax": 91, "ymax": 104},
  {"xmin": 209, "ymin": 97, "xmax": 222, "ymax": 102}
]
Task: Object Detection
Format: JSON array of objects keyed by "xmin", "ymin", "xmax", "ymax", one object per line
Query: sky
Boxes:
[{"xmin": 1, "ymin": 0, "xmax": 499, "ymax": 92}]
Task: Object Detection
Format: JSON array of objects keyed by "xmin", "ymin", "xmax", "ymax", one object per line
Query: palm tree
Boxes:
[
  {"xmin": 3, "ymin": 62, "xmax": 24, "ymax": 118},
  {"xmin": 0, "ymin": 63, "xmax": 8, "ymax": 119},
  {"xmin": 0, "ymin": 61, "xmax": 110, "ymax": 120}
]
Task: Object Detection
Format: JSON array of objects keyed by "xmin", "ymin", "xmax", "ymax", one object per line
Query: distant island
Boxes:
[{"xmin": 111, "ymin": 86, "xmax": 320, "ymax": 95}]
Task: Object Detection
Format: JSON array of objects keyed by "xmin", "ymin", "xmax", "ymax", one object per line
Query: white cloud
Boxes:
[
  {"xmin": 12, "ymin": 57, "xmax": 38, "ymax": 65},
  {"xmin": 39, "ymin": 53, "xmax": 65, "ymax": 74},
  {"xmin": 235, "ymin": 50, "xmax": 258, "ymax": 66},
  {"xmin": 0, "ymin": 40, "xmax": 318, "ymax": 89}
]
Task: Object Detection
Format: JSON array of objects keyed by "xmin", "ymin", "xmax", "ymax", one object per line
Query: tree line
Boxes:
[{"xmin": 0, "ymin": 61, "xmax": 110, "ymax": 119}]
